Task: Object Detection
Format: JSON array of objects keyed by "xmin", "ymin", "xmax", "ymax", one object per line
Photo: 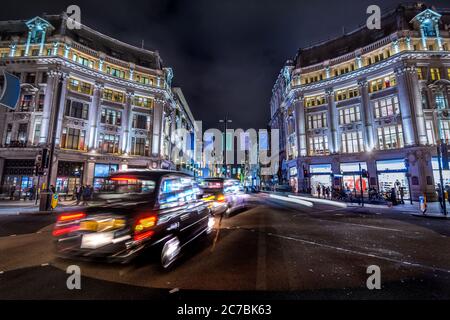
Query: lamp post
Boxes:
[{"xmin": 219, "ymin": 116, "xmax": 232, "ymax": 178}]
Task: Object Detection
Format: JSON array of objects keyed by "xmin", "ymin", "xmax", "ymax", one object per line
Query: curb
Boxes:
[{"xmin": 410, "ymin": 213, "xmax": 450, "ymax": 219}]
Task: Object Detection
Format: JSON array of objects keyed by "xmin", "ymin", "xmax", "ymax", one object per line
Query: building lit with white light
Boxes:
[
  {"xmin": 270, "ymin": 3, "xmax": 450, "ymax": 200},
  {"xmin": 0, "ymin": 13, "xmax": 197, "ymax": 197}
]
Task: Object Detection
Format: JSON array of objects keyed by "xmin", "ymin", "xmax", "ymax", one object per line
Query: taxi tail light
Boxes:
[
  {"xmin": 57, "ymin": 212, "xmax": 86, "ymax": 222},
  {"xmin": 133, "ymin": 214, "xmax": 158, "ymax": 241},
  {"xmin": 53, "ymin": 212, "xmax": 86, "ymax": 237}
]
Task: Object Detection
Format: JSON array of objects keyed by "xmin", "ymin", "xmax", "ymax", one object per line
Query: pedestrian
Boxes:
[
  {"xmin": 82, "ymin": 185, "xmax": 91, "ymax": 206},
  {"xmin": 399, "ymin": 187, "xmax": 405, "ymax": 204},
  {"xmin": 49, "ymin": 185, "xmax": 56, "ymax": 194},
  {"xmin": 28, "ymin": 185, "xmax": 35, "ymax": 201},
  {"xmin": 325, "ymin": 186, "xmax": 330, "ymax": 199},
  {"xmin": 322, "ymin": 185, "xmax": 326, "ymax": 199},
  {"xmin": 9, "ymin": 185, "xmax": 16, "ymax": 200},
  {"xmin": 76, "ymin": 185, "xmax": 84, "ymax": 205},
  {"xmin": 390, "ymin": 187, "xmax": 398, "ymax": 206},
  {"xmin": 316, "ymin": 184, "xmax": 321, "ymax": 198}
]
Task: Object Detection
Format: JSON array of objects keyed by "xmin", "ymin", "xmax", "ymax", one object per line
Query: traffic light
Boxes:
[
  {"xmin": 42, "ymin": 148, "xmax": 49, "ymax": 169},
  {"xmin": 361, "ymin": 169, "xmax": 369, "ymax": 178}
]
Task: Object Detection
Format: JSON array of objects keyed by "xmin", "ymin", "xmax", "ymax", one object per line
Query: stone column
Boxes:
[
  {"xmin": 395, "ymin": 66, "xmax": 416, "ymax": 147},
  {"xmin": 88, "ymin": 82, "xmax": 103, "ymax": 150},
  {"xmin": 84, "ymin": 158, "xmax": 96, "ymax": 186},
  {"xmin": 294, "ymin": 94, "xmax": 307, "ymax": 157},
  {"xmin": 54, "ymin": 75, "xmax": 69, "ymax": 146},
  {"xmin": 122, "ymin": 91, "xmax": 133, "ymax": 154},
  {"xmin": 325, "ymin": 89, "xmax": 338, "ymax": 153},
  {"xmin": 358, "ymin": 79, "xmax": 375, "ymax": 151},
  {"xmin": 408, "ymin": 66, "xmax": 427, "ymax": 145},
  {"xmin": 39, "ymin": 71, "xmax": 57, "ymax": 144},
  {"xmin": 151, "ymin": 98, "xmax": 164, "ymax": 157}
]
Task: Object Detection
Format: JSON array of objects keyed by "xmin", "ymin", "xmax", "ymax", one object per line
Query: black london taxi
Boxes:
[{"xmin": 53, "ymin": 170, "xmax": 214, "ymax": 268}]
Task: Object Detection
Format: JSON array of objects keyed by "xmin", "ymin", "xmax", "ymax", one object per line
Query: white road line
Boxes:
[
  {"xmin": 268, "ymin": 232, "xmax": 450, "ymax": 274},
  {"xmin": 288, "ymin": 195, "xmax": 347, "ymax": 208},
  {"xmin": 255, "ymin": 214, "xmax": 267, "ymax": 290},
  {"xmin": 269, "ymin": 194, "xmax": 313, "ymax": 207},
  {"xmin": 169, "ymin": 288, "xmax": 179, "ymax": 294},
  {"xmin": 41, "ymin": 263, "xmax": 49, "ymax": 267},
  {"xmin": 10, "ymin": 234, "xmax": 16, "ymax": 237}
]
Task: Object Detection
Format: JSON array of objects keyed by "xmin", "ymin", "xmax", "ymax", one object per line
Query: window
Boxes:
[
  {"xmin": 102, "ymin": 89, "xmax": 124, "ymax": 103},
  {"xmin": 133, "ymin": 96, "xmax": 154, "ymax": 108},
  {"xmin": 136, "ymin": 74, "xmax": 153, "ymax": 85},
  {"xmin": 132, "ymin": 114, "xmax": 150, "ymax": 130},
  {"xmin": 369, "ymin": 74, "xmax": 397, "ymax": 93},
  {"xmin": 426, "ymin": 120, "xmax": 435, "ymax": 145},
  {"xmin": 335, "ymin": 87, "xmax": 359, "ymax": 101},
  {"xmin": 339, "ymin": 106, "xmax": 361, "ymax": 125},
  {"xmin": 71, "ymin": 53, "xmax": 94, "ymax": 69},
  {"xmin": 4, "ymin": 124, "xmax": 13, "ymax": 144},
  {"xmin": 101, "ymin": 108, "xmax": 122, "ymax": 126},
  {"xmin": 308, "ymin": 136, "xmax": 329, "ymax": 156},
  {"xmin": 98, "ymin": 133, "xmax": 120, "ymax": 154},
  {"xmin": 17, "ymin": 123, "xmax": 28, "ymax": 143},
  {"xmin": 105, "ymin": 66, "xmax": 126, "ymax": 79},
  {"xmin": 435, "ymin": 92, "xmax": 448, "ymax": 110},
  {"xmin": 61, "ymin": 128, "xmax": 86, "ymax": 151},
  {"xmin": 305, "ymin": 95, "xmax": 326, "ymax": 107},
  {"xmin": 440, "ymin": 121, "xmax": 450, "ymax": 142},
  {"xmin": 19, "ymin": 94, "xmax": 33, "ymax": 112},
  {"xmin": 341, "ymin": 131, "xmax": 364, "ymax": 153},
  {"xmin": 307, "ymin": 113, "xmax": 327, "ymax": 129},
  {"xmin": 131, "ymin": 137, "xmax": 149, "ymax": 156},
  {"xmin": 65, "ymin": 100, "xmax": 88, "ymax": 119},
  {"xmin": 430, "ymin": 68, "xmax": 441, "ymax": 81},
  {"xmin": 24, "ymin": 73, "xmax": 36, "ymax": 84},
  {"xmin": 374, "ymin": 96, "xmax": 400, "ymax": 118},
  {"xmin": 36, "ymin": 94, "xmax": 45, "ymax": 112},
  {"xmin": 377, "ymin": 125, "xmax": 404, "ymax": 150},
  {"xmin": 67, "ymin": 78, "xmax": 93, "ymax": 95},
  {"xmin": 33, "ymin": 121, "xmax": 41, "ymax": 145},
  {"xmin": 417, "ymin": 67, "xmax": 424, "ymax": 80}
]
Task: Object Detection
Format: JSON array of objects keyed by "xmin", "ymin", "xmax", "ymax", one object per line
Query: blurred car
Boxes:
[
  {"xmin": 53, "ymin": 170, "xmax": 213, "ymax": 268},
  {"xmin": 198, "ymin": 178, "xmax": 247, "ymax": 216}
]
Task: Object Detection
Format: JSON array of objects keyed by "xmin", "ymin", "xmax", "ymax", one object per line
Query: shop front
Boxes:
[
  {"xmin": 340, "ymin": 162, "xmax": 368, "ymax": 194},
  {"xmin": 376, "ymin": 159, "xmax": 409, "ymax": 199},
  {"xmin": 93, "ymin": 163, "xmax": 119, "ymax": 191},
  {"xmin": 309, "ymin": 164, "xmax": 332, "ymax": 196},
  {"xmin": 431, "ymin": 157, "xmax": 450, "ymax": 188},
  {"xmin": 1, "ymin": 159, "xmax": 35, "ymax": 197},
  {"xmin": 56, "ymin": 161, "xmax": 84, "ymax": 196}
]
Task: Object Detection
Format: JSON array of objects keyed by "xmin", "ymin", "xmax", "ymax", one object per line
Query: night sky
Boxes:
[{"xmin": 2, "ymin": 0, "xmax": 448, "ymax": 131}]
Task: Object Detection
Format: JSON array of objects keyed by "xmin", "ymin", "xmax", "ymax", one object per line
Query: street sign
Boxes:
[
  {"xmin": 0, "ymin": 71, "xmax": 21, "ymax": 110},
  {"xmin": 51, "ymin": 193, "xmax": 59, "ymax": 209}
]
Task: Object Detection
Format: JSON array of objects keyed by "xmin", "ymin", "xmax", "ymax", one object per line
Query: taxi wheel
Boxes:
[{"xmin": 160, "ymin": 236, "xmax": 181, "ymax": 269}]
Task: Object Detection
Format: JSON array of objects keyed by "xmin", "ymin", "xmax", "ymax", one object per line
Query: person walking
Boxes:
[
  {"xmin": 82, "ymin": 185, "xmax": 91, "ymax": 206},
  {"xmin": 390, "ymin": 187, "xmax": 398, "ymax": 206},
  {"xmin": 76, "ymin": 185, "xmax": 83, "ymax": 205},
  {"xmin": 399, "ymin": 187, "xmax": 405, "ymax": 204},
  {"xmin": 316, "ymin": 184, "xmax": 321, "ymax": 198},
  {"xmin": 9, "ymin": 185, "xmax": 16, "ymax": 200}
]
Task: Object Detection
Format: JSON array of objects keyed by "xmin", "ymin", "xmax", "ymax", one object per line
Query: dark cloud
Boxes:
[{"xmin": 2, "ymin": 0, "xmax": 431, "ymax": 131}]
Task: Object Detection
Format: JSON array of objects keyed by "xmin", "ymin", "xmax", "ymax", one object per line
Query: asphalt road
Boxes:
[{"xmin": 1, "ymin": 193, "xmax": 450, "ymax": 299}]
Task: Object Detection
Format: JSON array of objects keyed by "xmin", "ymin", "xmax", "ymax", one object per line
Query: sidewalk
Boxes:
[
  {"xmin": 0, "ymin": 199, "xmax": 86, "ymax": 216},
  {"xmin": 264, "ymin": 191, "xmax": 450, "ymax": 219}
]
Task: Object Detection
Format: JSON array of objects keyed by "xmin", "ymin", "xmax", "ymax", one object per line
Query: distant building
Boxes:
[
  {"xmin": 270, "ymin": 3, "xmax": 450, "ymax": 200},
  {"xmin": 0, "ymin": 13, "xmax": 197, "ymax": 197}
]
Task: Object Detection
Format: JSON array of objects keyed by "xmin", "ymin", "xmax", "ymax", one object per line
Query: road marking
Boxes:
[
  {"xmin": 255, "ymin": 214, "xmax": 267, "ymax": 290},
  {"xmin": 10, "ymin": 234, "xmax": 16, "ymax": 237},
  {"xmin": 0, "ymin": 271, "xmax": 4, "ymax": 274},
  {"xmin": 41, "ymin": 263, "xmax": 49, "ymax": 267},
  {"xmin": 265, "ymin": 231, "xmax": 450, "ymax": 274},
  {"xmin": 288, "ymin": 195, "xmax": 347, "ymax": 208},
  {"xmin": 269, "ymin": 194, "xmax": 313, "ymax": 207},
  {"xmin": 169, "ymin": 288, "xmax": 179, "ymax": 294}
]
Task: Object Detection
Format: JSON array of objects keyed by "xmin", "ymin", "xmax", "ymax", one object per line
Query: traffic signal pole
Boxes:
[
  {"xmin": 438, "ymin": 143, "xmax": 447, "ymax": 216},
  {"xmin": 359, "ymin": 163, "xmax": 364, "ymax": 207}
]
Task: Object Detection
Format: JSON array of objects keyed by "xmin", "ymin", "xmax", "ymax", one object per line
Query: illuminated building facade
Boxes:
[
  {"xmin": 270, "ymin": 3, "xmax": 450, "ymax": 200},
  {"xmin": 0, "ymin": 13, "xmax": 196, "ymax": 196}
]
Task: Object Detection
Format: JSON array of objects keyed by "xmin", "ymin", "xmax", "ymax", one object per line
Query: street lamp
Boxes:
[{"xmin": 219, "ymin": 116, "xmax": 232, "ymax": 178}]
